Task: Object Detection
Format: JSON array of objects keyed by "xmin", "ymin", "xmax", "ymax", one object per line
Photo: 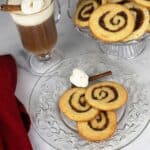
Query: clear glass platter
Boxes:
[{"xmin": 29, "ymin": 52, "xmax": 150, "ymax": 150}]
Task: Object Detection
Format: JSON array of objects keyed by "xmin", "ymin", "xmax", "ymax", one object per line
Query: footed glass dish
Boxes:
[{"xmin": 67, "ymin": 0, "xmax": 150, "ymax": 59}]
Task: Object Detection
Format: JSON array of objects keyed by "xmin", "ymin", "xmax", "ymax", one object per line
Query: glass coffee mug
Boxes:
[{"xmin": 9, "ymin": 0, "xmax": 61, "ymax": 75}]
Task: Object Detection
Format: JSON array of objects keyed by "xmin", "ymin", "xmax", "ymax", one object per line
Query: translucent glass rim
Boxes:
[{"xmin": 75, "ymin": 26, "xmax": 150, "ymax": 46}]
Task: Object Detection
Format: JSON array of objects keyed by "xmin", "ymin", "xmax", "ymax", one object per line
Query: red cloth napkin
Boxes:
[{"xmin": 0, "ymin": 55, "xmax": 32, "ymax": 150}]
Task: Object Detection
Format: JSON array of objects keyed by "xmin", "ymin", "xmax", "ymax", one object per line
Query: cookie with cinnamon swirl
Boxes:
[
  {"xmin": 108, "ymin": 0, "xmax": 130, "ymax": 4},
  {"xmin": 147, "ymin": 10, "xmax": 150, "ymax": 32},
  {"xmin": 123, "ymin": 2, "xmax": 149, "ymax": 41},
  {"xmin": 74, "ymin": 0, "xmax": 99, "ymax": 27},
  {"xmin": 77, "ymin": 111, "xmax": 117, "ymax": 141},
  {"xmin": 85, "ymin": 81, "xmax": 128, "ymax": 110},
  {"xmin": 78, "ymin": 0, "xmax": 107, "ymax": 6},
  {"xmin": 95, "ymin": 0, "xmax": 107, "ymax": 5},
  {"xmin": 89, "ymin": 4, "xmax": 135, "ymax": 42},
  {"xmin": 134, "ymin": 0, "xmax": 150, "ymax": 8},
  {"xmin": 59, "ymin": 88, "xmax": 99, "ymax": 121},
  {"xmin": 147, "ymin": 22, "xmax": 150, "ymax": 32}
]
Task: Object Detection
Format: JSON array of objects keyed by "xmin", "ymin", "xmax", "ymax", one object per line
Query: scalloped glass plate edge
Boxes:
[{"xmin": 28, "ymin": 52, "xmax": 150, "ymax": 150}]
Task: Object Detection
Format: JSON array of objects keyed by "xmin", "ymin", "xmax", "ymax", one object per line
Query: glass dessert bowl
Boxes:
[{"xmin": 67, "ymin": 0, "xmax": 150, "ymax": 59}]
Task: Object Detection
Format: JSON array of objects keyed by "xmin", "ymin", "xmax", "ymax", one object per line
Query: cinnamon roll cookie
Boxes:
[
  {"xmin": 77, "ymin": 111, "xmax": 117, "ymax": 141},
  {"xmin": 147, "ymin": 10, "xmax": 150, "ymax": 32},
  {"xmin": 59, "ymin": 88, "xmax": 99, "ymax": 121},
  {"xmin": 134, "ymin": 0, "xmax": 150, "ymax": 8},
  {"xmin": 74, "ymin": 0, "xmax": 99, "ymax": 27},
  {"xmin": 85, "ymin": 81, "xmax": 128, "ymax": 110},
  {"xmin": 78, "ymin": 0, "xmax": 107, "ymax": 5},
  {"xmin": 123, "ymin": 2, "xmax": 149, "ymax": 41},
  {"xmin": 108, "ymin": 0, "xmax": 130, "ymax": 4},
  {"xmin": 95, "ymin": 0, "xmax": 107, "ymax": 5},
  {"xmin": 89, "ymin": 4, "xmax": 135, "ymax": 42}
]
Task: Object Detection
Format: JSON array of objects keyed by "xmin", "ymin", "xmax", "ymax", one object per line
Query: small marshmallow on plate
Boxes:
[{"xmin": 70, "ymin": 68, "xmax": 89, "ymax": 87}]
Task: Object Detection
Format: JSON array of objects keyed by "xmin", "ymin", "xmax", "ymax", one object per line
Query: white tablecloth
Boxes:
[{"xmin": 0, "ymin": 1, "xmax": 150, "ymax": 150}]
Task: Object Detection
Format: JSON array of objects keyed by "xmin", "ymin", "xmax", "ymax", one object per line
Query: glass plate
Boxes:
[{"xmin": 29, "ymin": 52, "xmax": 150, "ymax": 150}]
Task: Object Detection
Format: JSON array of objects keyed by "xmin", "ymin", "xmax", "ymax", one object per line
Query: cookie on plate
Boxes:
[
  {"xmin": 123, "ymin": 2, "xmax": 149, "ymax": 41},
  {"xmin": 74, "ymin": 0, "xmax": 99, "ymax": 27},
  {"xmin": 85, "ymin": 81, "xmax": 128, "ymax": 110},
  {"xmin": 77, "ymin": 111, "xmax": 117, "ymax": 141},
  {"xmin": 95, "ymin": 0, "xmax": 107, "ymax": 5},
  {"xmin": 147, "ymin": 10, "xmax": 150, "ymax": 32},
  {"xmin": 89, "ymin": 4, "xmax": 135, "ymax": 42},
  {"xmin": 108, "ymin": 0, "xmax": 130, "ymax": 4},
  {"xmin": 134, "ymin": 0, "xmax": 150, "ymax": 8},
  {"xmin": 78, "ymin": 0, "xmax": 107, "ymax": 6},
  {"xmin": 59, "ymin": 88, "xmax": 99, "ymax": 121}
]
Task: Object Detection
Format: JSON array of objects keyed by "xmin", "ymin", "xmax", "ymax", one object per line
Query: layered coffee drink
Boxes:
[
  {"xmin": 9, "ymin": 0, "xmax": 57, "ymax": 56},
  {"xmin": 17, "ymin": 15, "xmax": 57, "ymax": 56}
]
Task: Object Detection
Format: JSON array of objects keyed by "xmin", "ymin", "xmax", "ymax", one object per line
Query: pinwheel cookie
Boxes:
[
  {"xmin": 147, "ymin": 10, "xmax": 150, "ymax": 32},
  {"xmin": 108, "ymin": 0, "xmax": 130, "ymax": 4},
  {"xmin": 74, "ymin": 0, "xmax": 98, "ymax": 27},
  {"xmin": 74, "ymin": 0, "xmax": 106, "ymax": 27},
  {"xmin": 134, "ymin": 0, "xmax": 150, "ymax": 8},
  {"xmin": 89, "ymin": 4, "xmax": 135, "ymax": 42},
  {"xmin": 85, "ymin": 81, "xmax": 128, "ymax": 110},
  {"xmin": 123, "ymin": 2, "xmax": 149, "ymax": 41},
  {"xmin": 77, "ymin": 111, "xmax": 117, "ymax": 141},
  {"xmin": 78, "ymin": 0, "xmax": 107, "ymax": 5},
  {"xmin": 95, "ymin": 0, "xmax": 107, "ymax": 5},
  {"xmin": 59, "ymin": 88, "xmax": 99, "ymax": 121}
]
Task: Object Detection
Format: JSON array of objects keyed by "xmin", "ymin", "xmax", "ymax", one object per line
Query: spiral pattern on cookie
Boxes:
[
  {"xmin": 89, "ymin": 4, "xmax": 135, "ymax": 42},
  {"xmin": 95, "ymin": 0, "xmax": 107, "ymax": 5},
  {"xmin": 134, "ymin": 0, "xmax": 150, "ymax": 8},
  {"xmin": 85, "ymin": 81, "xmax": 128, "ymax": 110},
  {"xmin": 88, "ymin": 111, "xmax": 109, "ymax": 131},
  {"xmin": 78, "ymin": 0, "xmax": 107, "ymax": 6},
  {"xmin": 77, "ymin": 111, "xmax": 117, "ymax": 141},
  {"xmin": 123, "ymin": 2, "xmax": 149, "ymax": 41},
  {"xmin": 74, "ymin": 0, "xmax": 99, "ymax": 27},
  {"xmin": 59, "ymin": 88, "xmax": 99, "ymax": 121},
  {"xmin": 69, "ymin": 93, "xmax": 91, "ymax": 113},
  {"xmin": 108, "ymin": 0, "xmax": 130, "ymax": 4}
]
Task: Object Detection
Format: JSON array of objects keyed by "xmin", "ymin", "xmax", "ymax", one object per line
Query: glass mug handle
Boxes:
[{"xmin": 54, "ymin": 0, "xmax": 61, "ymax": 23}]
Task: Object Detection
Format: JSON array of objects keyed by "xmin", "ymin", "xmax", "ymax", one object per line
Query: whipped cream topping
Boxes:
[
  {"xmin": 8, "ymin": 0, "xmax": 21, "ymax": 5},
  {"xmin": 21, "ymin": 0, "xmax": 44, "ymax": 14},
  {"xmin": 10, "ymin": 0, "xmax": 54, "ymax": 26},
  {"xmin": 70, "ymin": 68, "xmax": 89, "ymax": 88}
]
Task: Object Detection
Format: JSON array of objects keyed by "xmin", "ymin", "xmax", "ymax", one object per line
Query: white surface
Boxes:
[{"xmin": 0, "ymin": 0, "xmax": 150, "ymax": 150}]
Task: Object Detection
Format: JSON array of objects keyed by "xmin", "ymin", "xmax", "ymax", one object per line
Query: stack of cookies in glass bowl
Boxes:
[{"xmin": 73, "ymin": 0, "xmax": 150, "ymax": 58}]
